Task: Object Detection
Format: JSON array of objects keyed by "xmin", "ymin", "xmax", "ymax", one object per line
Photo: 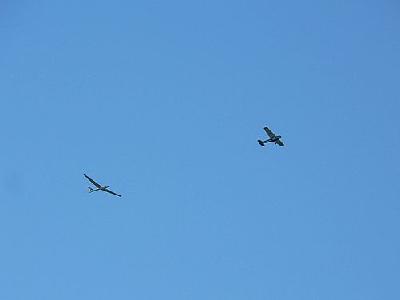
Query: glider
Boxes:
[
  {"xmin": 84, "ymin": 173, "xmax": 122, "ymax": 197},
  {"xmin": 258, "ymin": 126, "xmax": 284, "ymax": 146}
]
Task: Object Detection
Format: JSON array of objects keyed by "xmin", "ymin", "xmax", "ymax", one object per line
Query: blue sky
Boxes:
[{"xmin": 1, "ymin": 1, "xmax": 399, "ymax": 299}]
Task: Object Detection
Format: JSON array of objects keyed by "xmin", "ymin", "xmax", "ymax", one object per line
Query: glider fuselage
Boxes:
[
  {"xmin": 267, "ymin": 135, "xmax": 281, "ymax": 143},
  {"xmin": 89, "ymin": 185, "xmax": 109, "ymax": 192}
]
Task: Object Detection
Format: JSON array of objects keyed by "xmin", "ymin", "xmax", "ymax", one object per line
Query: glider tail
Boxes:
[
  {"xmin": 258, "ymin": 140, "xmax": 266, "ymax": 146},
  {"xmin": 88, "ymin": 187, "xmax": 94, "ymax": 193}
]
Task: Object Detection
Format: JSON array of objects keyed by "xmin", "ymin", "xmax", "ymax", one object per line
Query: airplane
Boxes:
[
  {"xmin": 258, "ymin": 126, "xmax": 284, "ymax": 147},
  {"xmin": 84, "ymin": 173, "xmax": 122, "ymax": 197}
]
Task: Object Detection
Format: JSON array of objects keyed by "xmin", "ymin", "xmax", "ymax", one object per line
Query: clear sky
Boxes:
[{"xmin": 1, "ymin": 1, "xmax": 399, "ymax": 299}]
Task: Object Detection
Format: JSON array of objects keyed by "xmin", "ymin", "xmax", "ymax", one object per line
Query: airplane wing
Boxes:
[
  {"xmin": 276, "ymin": 139, "xmax": 284, "ymax": 146},
  {"xmin": 84, "ymin": 174, "xmax": 102, "ymax": 188},
  {"xmin": 104, "ymin": 188, "xmax": 122, "ymax": 197},
  {"xmin": 263, "ymin": 127, "xmax": 276, "ymax": 138}
]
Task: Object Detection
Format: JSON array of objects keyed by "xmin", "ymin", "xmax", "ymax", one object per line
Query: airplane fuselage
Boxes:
[
  {"xmin": 90, "ymin": 185, "xmax": 109, "ymax": 192},
  {"xmin": 267, "ymin": 135, "xmax": 281, "ymax": 143}
]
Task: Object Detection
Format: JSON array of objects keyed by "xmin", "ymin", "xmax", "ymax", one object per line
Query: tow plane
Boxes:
[
  {"xmin": 84, "ymin": 173, "xmax": 122, "ymax": 197},
  {"xmin": 258, "ymin": 126, "xmax": 284, "ymax": 147}
]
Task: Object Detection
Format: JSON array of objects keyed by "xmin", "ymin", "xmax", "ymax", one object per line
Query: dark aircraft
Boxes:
[
  {"xmin": 258, "ymin": 126, "xmax": 284, "ymax": 147},
  {"xmin": 84, "ymin": 173, "xmax": 122, "ymax": 197}
]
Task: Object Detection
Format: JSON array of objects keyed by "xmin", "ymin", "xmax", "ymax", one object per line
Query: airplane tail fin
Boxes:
[
  {"xmin": 88, "ymin": 187, "xmax": 94, "ymax": 193},
  {"xmin": 258, "ymin": 140, "xmax": 266, "ymax": 146}
]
